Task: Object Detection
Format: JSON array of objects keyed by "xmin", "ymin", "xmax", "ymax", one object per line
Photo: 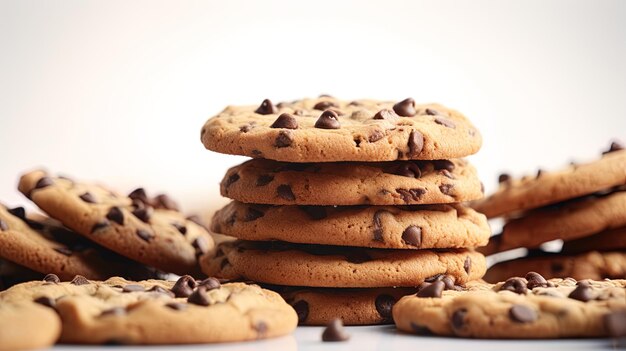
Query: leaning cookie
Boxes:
[
  {"xmin": 0, "ymin": 274, "xmax": 297, "ymax": 344},
  {"xmin": 212, "ymin": 202, "xmax": 490, "ymax": 250},
  {"xmin": 479, "ymin": 189, "xmax": 626, "ymax": 255},
  {"xmin": 473, "ymin": 143, "xmax": 626, "ymax": 218},
  {"xmin": 393, "ymin": 273, "xmax": 626, "ymax": 338},
  {"xmin": 18, "ymin": 170, "xmax": 214, "ymax": 275},
  {"xmin": 0, "ymin": 301, "xmax": 61, "ymax": 351},
  {"xmin": 201, "ymin": 240, "xmax": 486, "ymax": 288},
  {"xmin": 201, "ymin": 97, "xmax": 482, "ymax": 162},
  {"xmin": 484, "ymin": 251, "xmax": 626, "ymax": 283},
  {"xmin": 220, "ymin": 158, "xmax": 483, "ymax": 205}
]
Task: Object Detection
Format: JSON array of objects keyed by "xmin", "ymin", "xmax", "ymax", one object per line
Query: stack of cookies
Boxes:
[
  {"xmin": 199, "ymin": 96, "xmax": 491, "ymax": 325},
  {"xmin": 474, "ymin": 142, "xmax": 626, "ymax": 282}
]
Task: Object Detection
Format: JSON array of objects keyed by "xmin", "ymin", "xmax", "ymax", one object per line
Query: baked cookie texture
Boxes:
[
  {"xmin": 211, "ymin": 201, "xmax": 490, "ymax": 250},
  {"xmin": 0, "ymin": 275, "xmax": 297, "ymax": 344},
  {"xmin": 220, "ymin": 158, "xmax": 483, "ymax": 205},
  {"xmin": 18, "ymin": 170, "xmax": 214, "ymax": 275},
  {"xmin": 484, "ymin": 251, "xmax": 626, "ymax": 283},
  {"xmin": 561, "ymin": 226, "xmax": 626, "ymax": 254},
  {"xmin": 200, "ymin": 241, "xmax": 485, "ymax": 288},
  {"xmin": 473, "ymin": 148, "xmax": 626, "ymax": 218},
  {"xmin": 0, "ymin": 301, "xmax": 61, "ymax": 351},
  {"xmin": 201, "ymin": 97, "xmax": 482, "ymax": 162},
  {"xmin": 393, "ymin": 273, "xmax": 626, "ymax": 338}
]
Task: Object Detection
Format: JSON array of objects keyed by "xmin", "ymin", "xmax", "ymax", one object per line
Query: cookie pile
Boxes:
[
  {"xmin": 474, "ymin": 142, "xmax": 626, "ymax": 282},
  {"xmin": 199, "ymin": 96, "xmax": 491, "ymax": 325}
]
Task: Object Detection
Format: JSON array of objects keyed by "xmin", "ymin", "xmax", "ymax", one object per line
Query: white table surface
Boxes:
[{"xmin": 50, "ymin": 325, "xmax": 620, "ymax": 351}]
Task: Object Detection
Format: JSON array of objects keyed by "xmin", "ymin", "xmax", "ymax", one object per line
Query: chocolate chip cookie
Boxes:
[
  {"xmin": 561, "ymin": 226, "xmax": 626, "ymax": 254},
  {"xmin": 484, "ymin": 251, "xmax": 626, "ymax": 282},
  {"xmin": 211, "ymin": 202, "xmax": 490, "ymax": 250},
  {"xmin": 18, "ymin": 170, "xmax": 214, "ymax": 275},
  {"xmin": 394, "ymin": 273, "xmax": 626, "ymax": 338},
  {"xmin": 473, "ymin": 145, "xmax": 626, "ymax": 218},
  {"xmin": 200, "ymin": 241, "xmax": 486, "ymax": 288},
  {"xmin": 201, "ymin": 97, "xmax": 482, "ymax": 162},
  {"xmin": 0, "ymin": 301, "xmax": 61, "ymax": 351},
  {"xmin": 0, "ymin": 274, "xmax": 297, "ymax": 344},
  {"xmin": 220, "ymin": 158, "xmax": 483, "ymax": 205}
]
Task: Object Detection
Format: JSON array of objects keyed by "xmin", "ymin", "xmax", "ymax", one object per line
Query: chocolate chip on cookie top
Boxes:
[
  {"xmin": 201, "ymin": 97, "xmax": 481, "ymax": 162},
  {"xmin": 17, "ymin": 170, "xmax": 214, "ymax": 275}
]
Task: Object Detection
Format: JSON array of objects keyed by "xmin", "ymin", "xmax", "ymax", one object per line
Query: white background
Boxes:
[{"xmin": 1, "ymin": 0, "xmax": 625, "ymax": 216}]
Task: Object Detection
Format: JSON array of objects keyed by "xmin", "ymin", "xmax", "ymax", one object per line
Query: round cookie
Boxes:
[
  {"xmin": 0, "ymin": 275, "xmax": 297, "ymax": 344},
  {"xmin": 0, "ymin": 301, "xmax": 61, "ymax": 351},
  {"xmin": 393, "ymin": 274, "xmax": 626, "ymax": 338},
  {"xmin": 221, "ymin": 158, "xmax": 483, "ymax": 205},
  {"xmin": 0, "ymin": 204, "xmax": 165, "ymax": 280},
  {"xmin": 200, "ymin": 241, "xmax": 486, "ymax": 288},
  {"xmin": 211, "ymin": 202, "xmax": 490, "ymax": 250},
  {"xmin": 484, "ymin": 251, "xmax": 626, "ymax": 283},
  {"xmin": 479, "ymin": 189, "xmax": 626, "ymax": 255},
  {"xmin": 18, "ymin": 170, "xmax": 214, "ymax": 275},
  {"xmin": 201, "ymin": 97, "xmax": 482, "ymax": 162},
  {"xmin": 277, "ymin": 286, "xmax": 417, "ymax": 325},
  {"xmin": 473, "ymin": 145, "xmax": 626, "ymax": 218},
  {"xmin": 561, "ymin": 226, "xmax": 626, "ymax": 254}
]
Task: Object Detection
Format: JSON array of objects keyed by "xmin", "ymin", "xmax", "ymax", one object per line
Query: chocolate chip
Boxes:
[
  {"xmin": 604, "ymin": 310, "xmax": 626, "ymax": 337},
  {"xmin": 165, "ymin": 302, "xmax": 187, "ymax": 311},
  {"xmin": 425, "ymin": 108, "xmax": 440, "ymax": 116},
  {"xmin": 91, "ymin": 220, "xmax": 109, "ymax": 233},
  {"xmin": 313, "ymin": 101, "xmax": 338, "ymax": 110},
  {"xmin": 500, "ymin": 277, "xmax": 528, "ymax": 294},
  {"xmin": 169, "ymin": 223, "xmax": 187, "ymax": 235},
  {"xmin": 136, "ymin": 229, "xmax": 153, "ymax": 242},
  {"xmin": 509, "ymin": 304, "xmax": 537, "ymax": 323},
  {"xmin": 54, "ymin": 247, "xmax": 72, "ymax": 256},
  {"xmin": 100, "ymin": 307, "xmax": 126, "ymax": 317},
  {"xmin": 277, "ymin": 184, "xmax": 296, "ymax": 201},
  {"xmin": 463, "ymin": 256, "xmax": 471, "ymax": 274},
  {"xmin": 368, "ymin": 129, "xmax": 385, "ymax": 143},
  {"xmin": 153, "ymin": 194, "xmax": 179, "ymax": 211},
  {"xmin": 433, "ymin": 160, "xmax": 455, "ymax": 172},
  {"xmin": 128, "ymin": 188, "xmax": 149, "ymax": 205},
  {"xmin": 43, "ymin": 274, "xmax": 60, "ymax": 284},
  {"xmin": 525, "ymin": 272, "xmax": 549, "ymax": 289},
  {"xmin": 198, "ymin": 277, "xmax": 221, "ymax": 291},
  {"xmin": 314, "ymin": 110, "xmax": 341, "ymax": 129},
  {"xmin": 7, "ymin": 207, "xmax": 25, "ymax": 219},
  {"xmin": 34, "ymin": 296, "xmax": 56, "ymax": 308},
  {"xmin": 393, "ymin": 98, "xmax": 416, "ymax": 117},
  {"xmin": 255, "ymin": 174, "xmax": 274, "ymax": 186},
  {"xmin": 375, "ymin": 294, "xmax": 395, "ymax": 322},
  {"xmin": 255, "ymin": 99, "xmax": 277, "ymax": 115},
  {"xmin": 78, "ymin": 192, "xmax": 97, "ymax": 204},
  {"xmin": 132, "ymin": 206, "xmax": 153, "ymax": 223},
  {"xmin": 439, "ymin": 184, "xmax": 454, "ymax": 195},
  {"xmin": 322, "ymin": 319, "xmax": 350, "ymax": 342},
  {"xmin": 402, "ymin": 226, "xmax": 422, "ymax": 247},
  {"xmin": 394, "ymin": 163, "xmax": 421, "ymax": 178},
  {"xmin": 275, "ymin": 130, "xmax": 294, "ymax": 148},
  {"xmin": 293, "ymin": 300, "xmax": 309, "ymax": 324},
  {"xmin": 187, "ymin": 286, "xmax": 211, "ymax": 306},
  {"xmin": 239, "ymin": 125, "xmax": 251, "ymax": 133},
  {"xmin": 171, "ymin": 275, "xmax": 197, "ymax": 297},
  {"xmin": 603, "ymin": 141, "xmax": 624, "ymax": 155},
  {"xmin": 224, "ymin": 173, "xmax": 240, "ymax": 189},
  {"xmin": 106, "ymin": 207, "xmax": 124, "ymax": 225},
  {"xmin": 451, "ymin": 309, "xmax": 467, "ymax": 330},
  {"xmin": 244, "ymin": 208, "xmax": 264, "ymax": 221},
  {"xmin": 498, "ymin": 173, "xmax": 511, "ymax": 184},
  {"xmin": 0, "ymin": 219, "xmax": 7, "ymax": 231},
  {"xmin": 123, "ymin": 284, "xmax": 145, "ymax": 293},
  {"xmin": 434, "ymin": 117, "xmax": 456, "ymax": 129},
  {"xmin": 373, "ymin": 109, "xmax": 398, "ymax": 120},
  {"xmin": 373, "ymin": 210, "xmax": 386, "ymax": 242},
  {"xmin": 442, "ymin": 170, "xmax": 455, "ymax": 179},
  {"xmin": 193, "ymin": 237, "xmax": 209, "ymax": 257},
  {"xmin": 441, "ymin": 275, "xmax": 457, "ymax": 290},
  {"xmin": 148, "ymin": 285, "xmax": 175, "ymax": 297},
  {"xmin": 293, "ymin": 109, "xmax": 305, "ymax": 116},
  {"xmin": 536, "ymin": 169, "xmax": 544, "ymax": 178},
  {"xmin": 396, "ymin": 188, "xmax": 426, "ymax": 203},
  {"xmin": 71, "ymin": 275, "xmax": 90, "ymax": 285},
  {"xmin": 35, "ymin": 177, "xmax": 53, "ymax": 190},
  {"xmin": 568, "ymin": 284, "xmax": 593, "ymax": 302},
  {"xmin": 254, "ymin": 321, "xmax": 268, "ymax": 337},
  {"xmin": 407, "ymin": 131, "xmax": 424, "ymax": 158},
  {"xmin": 417, "ymin": 280, "xmax": 445, "ymax": 298},
  {"xmin": 270, "ymin": 113, "xmax": 298, "ymax": 129}
]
